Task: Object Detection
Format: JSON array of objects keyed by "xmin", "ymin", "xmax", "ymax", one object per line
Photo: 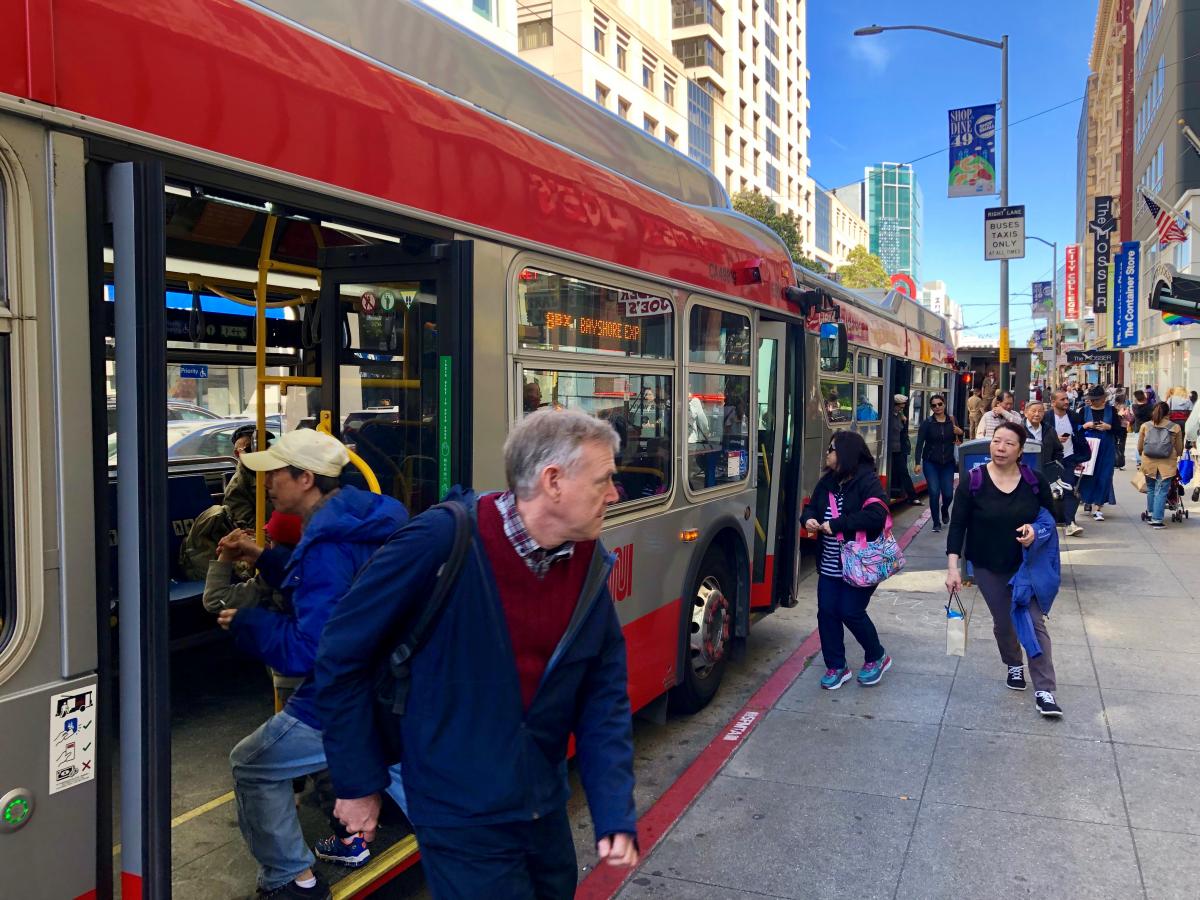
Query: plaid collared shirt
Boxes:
[{"xmin": 494, "ymin": 491, "xmax": 574, "ymax": 577}]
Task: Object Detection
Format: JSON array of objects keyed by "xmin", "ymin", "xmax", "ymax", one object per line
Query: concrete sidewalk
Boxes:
[{"xmin": 616, "ymin": 474, "xmax": 1199, "ymax": 900}]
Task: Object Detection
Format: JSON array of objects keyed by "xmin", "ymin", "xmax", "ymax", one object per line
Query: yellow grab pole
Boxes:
[
  {"xmin": 255, "ymin": 215, "xmax": 279, "ymax": 546},
  {"xmin": 317, "ymin": 411, "xmax": 381, "ymax": 494}
]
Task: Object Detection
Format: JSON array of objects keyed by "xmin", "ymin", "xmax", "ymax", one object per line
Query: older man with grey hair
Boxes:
[{"xmin": 315, "ymin": 408, "xmax": 638, "ymax": 899}]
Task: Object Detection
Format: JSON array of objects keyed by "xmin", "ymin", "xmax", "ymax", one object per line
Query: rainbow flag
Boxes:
[{"xmin": 1162, "ymin": 310, "xmax": 1200, "ymax": 325}]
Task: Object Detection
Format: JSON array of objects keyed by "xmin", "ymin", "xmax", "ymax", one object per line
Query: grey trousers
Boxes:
[{"xmin": 973, "ymin": 567, "xmax": 1057, "ymax": 693}]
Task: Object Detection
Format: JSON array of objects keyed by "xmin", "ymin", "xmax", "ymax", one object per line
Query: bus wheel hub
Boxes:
[{"xmin": 690, "ymin": 576, "xmax": 730, "ymax": 671}]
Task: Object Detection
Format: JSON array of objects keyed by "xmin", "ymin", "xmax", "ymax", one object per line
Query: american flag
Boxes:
[{"xmin": 1141, "ymin": 192, "xmax": 1189, "ymax": 245}]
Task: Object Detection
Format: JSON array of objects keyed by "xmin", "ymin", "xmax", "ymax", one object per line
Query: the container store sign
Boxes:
[
  {"xmin": 948, "ymin": 105, "xmax": 997, "ymax": 198},
  {"xmin": 1112, "ymin": 241, "xmax": 1140, "ymax": 349},
  {"xmin": 1064, "ymin": 244, "xmax": 1081, "ymax": 320}
]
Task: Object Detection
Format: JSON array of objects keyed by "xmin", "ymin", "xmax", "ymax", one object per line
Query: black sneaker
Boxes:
[
  {"xmin": 258, "ymin": 877, "xmax": 332, "ymax": 900},
  {"xmin": 1006, "ymin": 665, "xmax": 1027, "ymax": 691},
  {"xmin": 1035, "ymin": 691, "xmax": 1063, "ymax": 717},
  {"xmin": 931, "ymin": 523, "xmax": 942, "ymax": 533}
]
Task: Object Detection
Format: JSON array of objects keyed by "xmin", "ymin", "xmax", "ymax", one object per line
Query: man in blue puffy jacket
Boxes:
[
  {"xmin": 316, "ymin": 409, "xmax": 638, "ymax": 899},
  {"xmin": 218, "ymin": 429, "xmax": 409, "ymax": 900}
]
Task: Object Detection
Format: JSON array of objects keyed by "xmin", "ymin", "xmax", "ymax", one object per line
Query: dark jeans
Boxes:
[
  {"xmin": 890, "ymin": 451, "xmax": 917, "ymax": 501},
  {"xmin": 973, "ymin": 567, "xmax": 1057, "ymax": 692},
  {"xmin": 1114, "ymin": 427, "xmax": 1128, "ymax": 468},
  {"xmin": 923, "ymin": 459, "xmax": 956, "ymax": 526},
  {"xmin": 415, "ymin": 807, "xmax": 578, "ymax": 900},
  {"xmin": 817, "ymin": 573, "xmax": 885, "ymax": 670}
]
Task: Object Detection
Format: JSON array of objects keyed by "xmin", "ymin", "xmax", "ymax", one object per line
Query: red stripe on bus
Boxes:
[
  {"xmin": 624, "ymin": 598, "xmax": 683, "ymax": 715},
  {"xmin": 749, "ymin": 554, "xmax": 774, "ymax": 607},
  {"xmin": 576, "ymin": 509, "xmax": 930, "ymax": 899},
  {"xmin": 120, "ymin": 873, "xmax": 142, "ymax": 899},
  {"xmin": 73, "ymin": 891, "xmax": 97, "ymax": 900},
  {"xmin": 344, "ymin": 850, "xmax": 423, "ymax": 899}
]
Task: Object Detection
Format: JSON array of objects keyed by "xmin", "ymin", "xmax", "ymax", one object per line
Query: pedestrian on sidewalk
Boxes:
[
  {"xmin": 1023, "ymin": 401, "xmax": 1064, "ymax": 472},
  {"xmin": 1138, "ymin": 401, "xmax": 1184, "ymax": 528},
  {"xmin": 1114, "ymin": 397, "xmax": 1133, "ymax": 470},
  {"xmin": 1050, "ymin": 390, "xmax": 1086, "ymax": 535},
  {"xmin": 1131, "ymin": 390, "xmax": 1154, "ymax": 466},
  {"xmin": 802, "ymin": 430, "xmax": 892, "ymax": 690},
  {"xmin": 1079, "ymin": 385, "xmax": 1118, "ymax": 521},
  {"xmin": 967, "ymin": 388, "xmax": 984, "ymax": 438},
  {"xmin": 976, "ymin": 393, "xmax": 1020, "ymax": 438},
  {"xmin": 945, "ymin": 423, "xmax": 1064, "ymax": 717},
  {"xmin": 914, "ymin": 393, "xmax": 962, "ymax": 533},
  {"xmin": 888, "ymin": 394, "xmax": 921, "ymax": 506}
]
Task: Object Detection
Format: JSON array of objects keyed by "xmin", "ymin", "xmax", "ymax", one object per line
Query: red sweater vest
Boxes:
[{"xmin": 477, "ymin": 496, "xmax": 595, "ymax": 710}]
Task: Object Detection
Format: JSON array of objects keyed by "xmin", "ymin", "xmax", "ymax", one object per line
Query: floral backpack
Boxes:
[{"xmin": 828, "ymin": 494, "xmax": 906, "ymax": 587}]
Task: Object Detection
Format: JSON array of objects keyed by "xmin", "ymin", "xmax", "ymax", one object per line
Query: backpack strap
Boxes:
[
  {"xmin": 1018, "ymin": 463, "xmax": 1040, "ymax": 494},
  {"xmin": 968, "ymin": 465, "xmax": 983, "ymax": 494},
  {"xmin": 386, "ymin": 500, "xmax": 473, "ymax": 715}
]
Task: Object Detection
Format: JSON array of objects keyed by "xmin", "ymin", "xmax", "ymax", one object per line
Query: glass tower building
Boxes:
[{"xmin": 864, "ymin": 163, "xmax": 922, "ymax": 282}]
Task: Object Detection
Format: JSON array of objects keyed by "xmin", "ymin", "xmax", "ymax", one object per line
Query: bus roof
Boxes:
[{"xmin": 0, "ymin": 0, "xmax": 797, "ymax": 308}]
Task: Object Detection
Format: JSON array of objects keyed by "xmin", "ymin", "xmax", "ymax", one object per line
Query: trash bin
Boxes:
[{"xmin": 955, "ymin": 437, "xmax": 1043, "ymax": 582}]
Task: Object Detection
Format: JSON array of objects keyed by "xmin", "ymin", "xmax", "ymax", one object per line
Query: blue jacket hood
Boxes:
[{"xmin": 290, "ymin": 485, "xmax": 409, "ymax": 567}]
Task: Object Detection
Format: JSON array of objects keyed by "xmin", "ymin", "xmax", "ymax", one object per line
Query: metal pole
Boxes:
[
  {"xmin": 1050, "ymin": 241, "xmax": 1058, "ymax": 388},
  {"xmin": 999, "ymin": 34, "xmax": 1010, "ymax": 393}
]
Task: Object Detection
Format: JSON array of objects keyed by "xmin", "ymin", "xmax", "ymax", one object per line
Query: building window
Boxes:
[
  {"xmin": 518, "ymin": 18, "xmax": 553, "ymax": 50},
  {"xmin": 686, "ymin": 80, "xmax": 715, "ymax": 169},
  {"xmin": 764, "ymin": 59, "xmax": 778, "ymax": 91},
  {"xmin": 644, "ymin": 114, "xmax": 658, "ymax": 135},
  {"xmin": 673, "ymin": 37, "xmax": 724, "ymax": 75},
  {"xmin": 764, "ymin": 94, "xmax": 778, "ymax": 125},
  {"xmin": 665, "ymin": 129, "xmax": 678, "ymax": 148},
  {"xmin": 618, "ymin": 97, "xmax": 631, "ymax": 120},
  {"xmin": 765, "ymin": 128, "xmax": 779, "ymax": 159},
  {"xmin": 763, "ymin": 0, "xmax": 777, "ymax": 23},
  {"xmin": 764, "ymin": 23, "xmax": 778, "ymax": 57},
  {"xmin": 765, "ymin": 162, "xmax": 779, "ymax": 193},
  {"xmin": 594, "ymin": 12, "xmax": 608, "ymax": 55},
  {"xmin": 672, "ymin": 0, "xmax": 723, "ymax": 31},
  {"xmin": 643, "ymin": 62, "xmax": 655, "ymax": 91},
  {"xmin": 595, "ymin": 82, "xmax": 610, "ymax": 108},
  {"xmin": 815, "ymin": 190, "xmax": 831, "ymax": 254},
  {"xmin": 663, "ymin": 70, "xmax": 677, "ymax": 105},
  {"xmin": 472, "ymin": 0, "xmax": 496, "ymax": 23},
  {"xmin": 616, "ymin": 29, "xmax": 629, "ymax": 71}
]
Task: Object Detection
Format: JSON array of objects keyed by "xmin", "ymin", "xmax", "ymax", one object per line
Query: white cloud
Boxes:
[{"xmin": 848, "ymin": 38, "xmax": 891, "ymax": 73}]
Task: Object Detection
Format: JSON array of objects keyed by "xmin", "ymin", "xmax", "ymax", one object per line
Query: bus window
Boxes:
[
  {"xmin": 517, "ymin": 268, "xmax": 673, "ymax": 360},
  {"xmin": 909, "ymin": 391, "xmax": 926, "ymax": 426},
  {"xmin": 687, "ymin": 372, "xmax": 750, "ymax": 490},
  {"xmin": 855, "ymin": 383, "xmax": 882, "ymax": 422},
  {"xmin": 857, "ymin": 352, "xmax": 882, "ymax": 379},
  {"xmin": 689, "ymin": 306, "xmax": 750, "ymax": 366},
  {"xmin": 819, "ymin": 379, "xmax": 853, "ymax": 424},
  {"xmin": 522, "ymin": 369, "xmax": 673, "ymax": 503},
  {"xmin": 0, "ymin": 335, "xmax": 12, "ymax": 653}
]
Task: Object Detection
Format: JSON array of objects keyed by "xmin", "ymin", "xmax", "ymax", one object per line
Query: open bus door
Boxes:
[
  {"xmin": 315, "ymin": 242, "xmax": 473, "ymax": 517},
  {"xmin": 750, "ymin": 320, "xmax": 803, "ymax": 610}
]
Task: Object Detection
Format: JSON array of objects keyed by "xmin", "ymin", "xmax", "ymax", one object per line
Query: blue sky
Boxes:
[{"xmin": 807, "ymin": 3, "xmax": 1095, "ymax": 344}]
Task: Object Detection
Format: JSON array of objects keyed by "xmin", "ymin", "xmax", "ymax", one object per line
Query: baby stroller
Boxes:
[{"xmin": 1141, "ymin": 470, "xmax": 1190, "ymax": 523}]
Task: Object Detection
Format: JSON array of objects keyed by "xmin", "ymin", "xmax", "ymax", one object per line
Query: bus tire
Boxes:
[{"xmin": 669, "ymin": 552, "xmax": 734, "ymax": 714}]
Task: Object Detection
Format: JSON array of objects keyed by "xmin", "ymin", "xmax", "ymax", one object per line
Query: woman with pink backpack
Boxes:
[{"xmin": 802, "ymin": 430, "xmax": 896, "ymax": 690}]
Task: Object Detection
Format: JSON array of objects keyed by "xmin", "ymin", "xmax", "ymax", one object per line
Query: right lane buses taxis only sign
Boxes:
[{"xmin": 984, "ymin": 205, "xmax": 1026, "ymax": 261}]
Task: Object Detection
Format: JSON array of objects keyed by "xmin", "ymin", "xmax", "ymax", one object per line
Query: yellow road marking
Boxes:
[
  {"xmin": 113, "ymin": 791, "xmax": 236, "ymax": 856},
  {"xmin": 331, "ymin": 835, "xmax": 421, "ymax": 898}
]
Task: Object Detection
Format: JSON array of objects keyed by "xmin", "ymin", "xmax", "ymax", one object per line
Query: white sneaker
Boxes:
[
  {"xmin": 1065, "ymin": 523, "xmax": 1083, "ymax": 537},
  {"xmin": 1093, "ymin": 510, "xmax": 1105, "ymax": 521}
]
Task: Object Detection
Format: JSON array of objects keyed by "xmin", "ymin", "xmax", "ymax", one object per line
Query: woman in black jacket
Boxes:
[
  {"xmin": 801, "ymin": 430, "xmax": 892, "ymax": 690},
  {"xmin": 913, "ymin": 393, "xmax": 963, "ymax": 533}
]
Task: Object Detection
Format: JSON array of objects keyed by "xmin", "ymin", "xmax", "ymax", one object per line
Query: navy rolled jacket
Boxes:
[
  {"xmin": 314, "ymin": 488, "xmax": 637, "ymax": 842},
  {"xmin": 1008, "ymin": 508, "xmax": 1061, "ymax": 658},
  {"xmin": 230, "ymin": 485, "xmax": 409, "ymax": 730}
]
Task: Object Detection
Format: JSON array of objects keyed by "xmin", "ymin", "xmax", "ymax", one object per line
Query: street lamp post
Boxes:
[
  {"xmin": 1026, "ymin": 235, "xmax": 1058, "ymax": 388},
  {"xmin": 854, "ymin": 24, "xmax": 1011, "ymax": 390}
]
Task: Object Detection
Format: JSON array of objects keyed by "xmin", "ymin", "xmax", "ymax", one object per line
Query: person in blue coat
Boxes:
[
  {"xmin": 219, "ymin": 429, "xmax": 409, "ymax": 900},
  {"xmin": 1078, "ymin": 385, "xmax": 1119, "ymax": 521},
  {"xmin": 316, "ymin": 409, "xmax": 639, "ymax": 899}
]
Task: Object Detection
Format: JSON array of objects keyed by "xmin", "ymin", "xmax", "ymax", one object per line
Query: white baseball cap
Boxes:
[
  {"xmin": 894, "ymin": 394, "xmax": 908, "ymax": 404},
  {"xmin": 239, "ymin": 429, "xmax": 350, "ymax": 478}
]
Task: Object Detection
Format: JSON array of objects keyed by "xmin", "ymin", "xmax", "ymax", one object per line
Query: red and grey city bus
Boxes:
[{"xmin": 0, "ymin": 2, "xmax": 953, "ymax": 897}]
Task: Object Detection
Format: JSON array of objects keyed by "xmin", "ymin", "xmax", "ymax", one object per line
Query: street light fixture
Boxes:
[{"xmin": 854, "ymin": 23, "xmax": 1011, "ymax": 390}]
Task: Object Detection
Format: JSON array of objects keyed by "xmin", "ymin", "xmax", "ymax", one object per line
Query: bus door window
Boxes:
[
  {"xmin": 687, "ymin": 304, "xmax": 751, "ymax": 492},
  {"xmin": 338, "ymin": 281, "xmax": 440, "ymax": 513},
  {"xmin": 0, "ymin": 171, "xmax": 11, "ymax": 653},
  {"xmin": 521, "ymin": 369, "xmax": 673, "ymax": 503},
  {"xmin": 819, "ymin": 379, "xmax": 852, "ymax": 425},
  {"xmin": 855, "ymin": 382, "xmax": 882, "ymax": 422},
  {"xmin": 752, "ymin": 326, "xmax": 782, "ymax": 585}
]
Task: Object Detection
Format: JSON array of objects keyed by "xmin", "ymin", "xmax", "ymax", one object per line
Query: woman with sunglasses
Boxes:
[
  {"xmin": 801, "ymin": 430, "xmax": 893, "ymax": 690},
  {"xmin": 913, "ymin": 393, "xmax": 963, "ymax": 533}
]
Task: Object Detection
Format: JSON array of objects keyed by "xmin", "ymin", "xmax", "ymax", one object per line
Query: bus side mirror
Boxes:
[{"xmin": 819, "ymin": 322, "xmax": 847, "ymax": 371}]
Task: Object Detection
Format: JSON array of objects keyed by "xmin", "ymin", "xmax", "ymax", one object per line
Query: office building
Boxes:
[
  {"xmin": 812, "ymin": 187, "xmax": 869, "ymax": 272},
  {"xmin": 834, "ymin": 163, "xmax": 923, "ymax": 282}
]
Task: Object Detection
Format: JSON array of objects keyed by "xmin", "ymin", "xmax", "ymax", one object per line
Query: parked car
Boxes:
[
  {"xmin": 107, "ymin": 415, "xmax": 283, "ymax": 464},
  {"xmin": 105, "ymin": 398, "xmax": 222, "ymax": 435}
]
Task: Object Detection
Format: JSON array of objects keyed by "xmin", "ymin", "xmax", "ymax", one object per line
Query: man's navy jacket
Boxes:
[{"xmin": 314, "ymin": 488, "xmax": 638, "ymax": 841}]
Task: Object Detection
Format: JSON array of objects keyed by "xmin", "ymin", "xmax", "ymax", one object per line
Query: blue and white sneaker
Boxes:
[
  {"xmin": 314, "ymin": 833, "xmax": 370, "ymax": 868},
  {"xmin": 857, "ymin": 655, "xmax": 893, "ymax": 686},
  {"xmin": 819, "ymin": 667, "xmax": 853, "ymax": 690}
]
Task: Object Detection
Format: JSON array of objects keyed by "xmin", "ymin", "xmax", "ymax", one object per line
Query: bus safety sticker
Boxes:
[{"xmin": 48, "ymin": 686, "xmax": 97, "ymax": 794}]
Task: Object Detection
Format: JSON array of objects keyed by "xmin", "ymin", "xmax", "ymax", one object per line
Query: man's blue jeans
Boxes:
[
  {"xmin": 1146, "ymin": 474, "xmax": 1172, "ymax": 523},
  {"xmin": 230, "ymin": 712, "xmax": 408, "ymax": 890}
]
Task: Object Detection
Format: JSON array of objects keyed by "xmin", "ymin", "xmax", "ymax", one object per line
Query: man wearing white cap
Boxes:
[{"xmin": 219, "ymin": 429, "xmax": 410, "ymax": 899}]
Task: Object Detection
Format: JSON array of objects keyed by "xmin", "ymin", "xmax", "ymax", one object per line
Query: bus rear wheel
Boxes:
[{"xmin": 670, "ymin": 554, "xmax": 734, "ymax": 714}]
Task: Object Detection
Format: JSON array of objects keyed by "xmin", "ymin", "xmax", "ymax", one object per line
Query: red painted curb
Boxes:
[{"xmin": 577, "ymin": 510, "xmax": 931, "ymax": 898}]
